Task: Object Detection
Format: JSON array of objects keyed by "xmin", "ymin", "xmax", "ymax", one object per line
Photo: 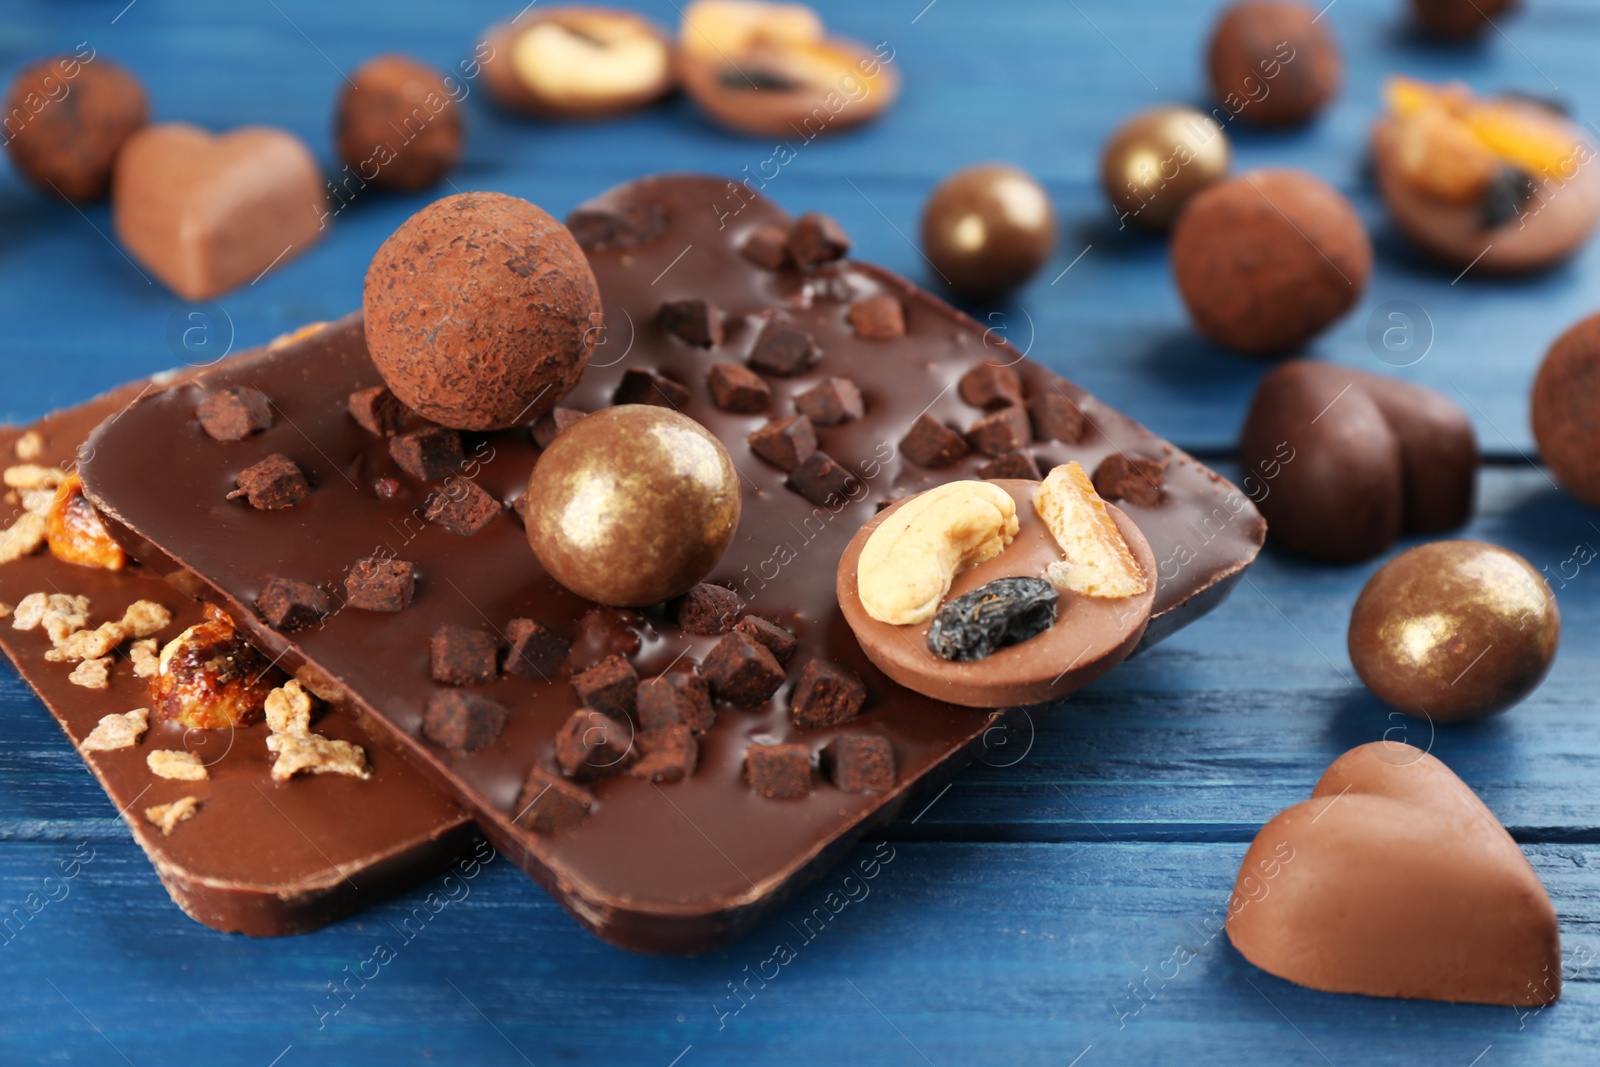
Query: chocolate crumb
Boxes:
[
  {"xmin": 675, "ymin": 583, "xmax": 742, "ymax": 635},
  {"xmin": 197, "ymin": 387, "xmax": 273, "ymax": 442},
  {"xmin": 959, "ymin": 364, "xmax": 1025, "ymax": 410},
  {"xmin": 430, "ymin": 625, "xmax": 499, "ymax": 686},
  {"xmin": 614, "ymin": 367, "xmax": 690, "ymax": 409},
  {"xmin": 748, "ymin": 414, "xmax": 817, "ymax": 472},
  {"xmin": 966, "ymin": 406, "xmax": 1033, "ymax": 457},
  {"xmin": 628, "ymin": 725, "xmax": 698, "ymax": 782},
  {"xmin": 422, "ymin": 690, "xmax": 506, "ymax": 751},
  {"xmin": 788, "ymin": 212, "xmax": 850, "ymax": 269},
  {"xmin": 789, "ymin": 658, "xmax": 867, "ymax": 729},
  {"xmin": 794, "ymin": 377, "xmax": 864, "ymax": 427},
  {"xmin": 347, "ymin": 386, "xmax": 409, "ymax": 436},
  {"xmin": 638, "ymin": 672, "xmax": 715, "ymax": 733},
  {"xmin": 424, "ymin": 476, "xmax": 502, "ymax": 536},
  {"xmin": 825, "ymin": 733, "xmax": 895, "ymax": 793},
  {"xmin": 227, "ymin": 454, "xmax": 310, "ymax": 510},
  {"xmin": 513, "ymin": 766, "xmax": 593, "ymax": 833},
  {"xmin": 566, "ymin": 202, "xmax": 667, "ymax": 252},
  {"xmin": 532, "ymin": 407, "xmax": 587, "ymax": 449},
  {"xmin": 786, "ymin": 451, "xmax": 859, "ymax": 506},
  {"xmin": 979, "ymin": 451, "xmax": 1042, "ymax": 480},
  {"xmin": 571, "ymin": 654, "xmax": 639, "ymax": 717},
  {"xmin": 734, "ymin": 615, "xmax": 797, "ymax": 666},
  {"xmin": 847, "ymin": 295, "xmax": 905, "ymax": 341},
  {"xmin": 1092, "ymin": 453, "xmax": 1166, "ymax": 507},
  {"xmin": 702, "ymin": 632, "xmax": 786, "ymax": 707},
  {"xmin": 658, "ymin": 298, "xmax": 724, "ymax": 348},
  {"xmin": 1027, "ymin": 393, "xmax": 1087, "ymax": 444},
  {"xmin": 742, "ymin": 225, "xmax": 791, "ymax": 270},
  {"xmin": 390, "ymin": 426, "xmax": 463, "ymax": 481},
  {"xmin": 708, "ymin": 362, "xmax": 772, "ymax": 414},
  {"xmin": 504, "ymin": 618, "xmax": 569, "ymax": 679},
  {"xmin": 748, "ymin": 321, "xmax": 820, "ymax": 377},
  {"xmin": 345, "ymin": 557, "xmax": 415, "ymax": 612},
  {"xmin": 256, "ymin": 578, "xmax": 330, "ymax": 632},
  {"xmin": 900, "ymin": 415, "xmax": 970, "ymax": 468},
  {"xmin": 554, "ymin": 708, "xmax": 635, "ymax": 780},
  {"xmin": 746, "ymin": 743, "xmax": 813, "ymax": 799}
]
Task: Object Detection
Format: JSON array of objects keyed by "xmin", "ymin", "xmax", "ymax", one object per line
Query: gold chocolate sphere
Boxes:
[
  {"xmin": 525, "ymin": 405, "xmax": 742, "ymax": 607},
  {"xmin": 1101, "ymin": 106, "xmax": 1231, "ymax": 231},
  {"xmin": 921, "ymin": 164, "xmax": 1057, "ymax": 302},
  {"xmin": 1348, "ymin": 541, "xmax": 1559, "ymax": 722}
]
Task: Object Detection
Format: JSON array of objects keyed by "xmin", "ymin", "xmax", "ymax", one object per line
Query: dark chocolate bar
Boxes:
[
  {"xmin": 0, "ymin": 356, "xmax": 474, "ymax": 937},
  {"xmin": 80, "ymin": 175, "xmax": 1264, "ymax": 953}
]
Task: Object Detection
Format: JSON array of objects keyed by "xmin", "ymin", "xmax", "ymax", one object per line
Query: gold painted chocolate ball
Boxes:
[
  {"xmin": 1101, "ymin": 107, "xmax": 1231, "ymax": 231},
  {"xmin": 921, "ymin": 164, "xmax": 1057, "ymax": 302},
  {"xmin": 1348, "ymin": 541, "xmax": 1559, "ymax": 722},
  {"xmin": 525, "ymin": 405, "xmax": 742, "ymax": 607}
]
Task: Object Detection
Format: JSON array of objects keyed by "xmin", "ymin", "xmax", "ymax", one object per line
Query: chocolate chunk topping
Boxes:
[
  {"xmin": 675, "ymin": 583, "xmax": 742, "ymax": 635},
  {"xmin": 748, "ymin": 321, "xmax": 820, "ymax": 377},
  {"xmin": 748, "ymin": 414, "xmax": 817, "ymax": 472},
  {"xmin": 741, "ymin": 225, "xmax": 791, "ymax": 270},
  {"xmin": 789, "ymin": 658, "xmax": 867, "ymax": 729},
  {"xmin": 347, "ymin": 386, "xmax": 409, "ymax": 436},
  {"xmin": 227, "ymin": 454, "xmax": 309, "ymax": 510},
  {"xmin": 785, "ymin": 450, "xmax": 859, "ymax": 506},
  {"xmin": 554, "ymin": 709, "xmax": 635, "ymax": 780},
  {"xmin": 702, "ymin": 632, "xmax": 786, "ymax": 707},
  {"xmin": 424, "ymin": 475, "xmax": 502, "ymax": 536},
  {"xmin": 658, "ymin": 298, "xmax": 724, "ymax": 347},
  {"xmin": 959, "ymin": 364, "xmax": 1024, "ymax": 410},
  {"xmin": 430, "ymin": 625, "xmax": 499, "ymax": 686},
  {"xmin": 847, "ymin": 295, "xmax": 905, "ymax": 341},
  {"xmin": 566, "ymin": 202, "xmax": 668, "ymax": 252},
  {"xmin": 197, "ymin": 387, "xmax": 273, "ymax": 442},
  {"xmin": 979, "ymin": 450, "xmax": 1042, "ymax": 480},
  {"xmin": 512, "ymin": 766, "xmax": 592, "ymax": 833},
  {"xmin": 825, "ymin": 733, "xmax": 895, "ymax": 794},
  {"xmin": 900, "ymin": 415, "xmax": 970, "ymax": 468},
  {"xmin": 504, "ymin": 618, "xmax": 570, "ymax": 679},
  {"xmin": 928, "ymin": 577, "xmax": 1058, "ymax": 662},
  {"xmin": 613, "ymin": 367, "xmax": 690, "ymax": 409},
  {"xmin": 628, "ymin": 725, "xmax": 698, "ymax": 782},
  {"xmin": 1028, "ymin": 393, "xmax": 1087, "ymax": 444},
  {"xmin": 788, "ymin": 212, "xmax": 850, "ymax": 269},
  {"xmin": 423, "ymin": 690, "xmax": 507, "ymax": 751},
  {"xmin": 794, "ymin": 376, "xmax": 864, "ymax": 427},
  {"xmin": 256, "ymin": 577, "xmax": 330, "ymax": 632},
  {"xmin": 390, "ymin": 426, "xmax": 463, "ymax": 481},
  {"xmin": 966, "ymin": 405, "xmax": 1033, "ymax": 457},
  {"xmin": 708, "ymin": 362, "xmax": 772, "ymax": 414},
  {"xmin": 345, "ymin": 557, "xmax": 415, "ymax": 612},
  {"xmin": 571, "ymin": 654, "xmax": 639, "ymax": 717},
  {"xmin": 1092, "ymin": 453, "xmax": 1167, "ymax": 507},
  {"xmin": 733, "ymin": 615, "xmax": 796, "ymax": 666},
  {"xmin": 532, "ymin": 407, "xmax": 587, "ymax": 449},
  {"xmin": 745, "ymin": 743, "xmax": 812, "ymax": 799},
  {"xmin": 638, "ymin": 671, "xmax": 715, "ymax": 733}
]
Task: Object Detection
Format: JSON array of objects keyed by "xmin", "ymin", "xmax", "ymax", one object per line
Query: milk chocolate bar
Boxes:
[
  {"xmin": 0, "ymin": 360, "xmax": 474, "ymax": 937},
  {"xmin": 80, "ymin": 175, "xmax": 1264, "ymax": 953}
]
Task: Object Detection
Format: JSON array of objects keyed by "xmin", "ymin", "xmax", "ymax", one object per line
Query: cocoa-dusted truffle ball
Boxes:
[
  {"xmin": 1207, "ymin": 0, "xmax": 1341, "ymax": 127},
  {"xmin": 364, "ymin": 192, "xmax": 602, "ymax": 431},
  {"xmin": 1171, "ymin": 169, "xmax": 1370, "ymax": 356},
  {"xmin": 335, "ymin": 55, "xmax": 462, "ymax": 191},
  {"xmin": 3, "ymin": 55, "xmax": 147, "ymax": 202},
  {"xmin": 1349, "ymin": 541, "xmax": 1558, "ymax": 722},
  {"xmin": 526, "ymin": 405, "xmax": 742, "ymax": 607},
  {"xmin": 1533, "ymin": 312, "xmax": 1600, "ymax": 507},
  {"xmin": 1411, "ymin": 0, "xmax": 1517, "ymax": 39},
  {"xmin": 921, "ymin": 164, "xmax": 1057, "ymax": 302}
]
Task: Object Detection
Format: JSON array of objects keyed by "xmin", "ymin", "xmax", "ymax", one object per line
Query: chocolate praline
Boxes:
[
  {"xmin": 1532, "ymin": 312, "xmax": 1600, "ymax": 506},
  {"xmin": 1239, "ymin": 361, "xmax": 1477, "ymax": 562},
  {"xmin": 1171, "ymin": 169, "xmax": 1371, "ymax": 356},
  {"xmin": 920, "ymin": 164, "xmax": 1057, "ymax": 302},
  {"xmin": 3, "ymin": 55, "xmax": 148, "ymax": 202},
  {"xmin": 335, "ymin": 55, "xmax": 462, "ymax": 191},
  {"xmin": 1348, "ymin": 541, "xmax": 1558, "ymax": 722},
  {"xmin": 1411, "ymin": 0, "xmax": 1517, "ymax": 39},
  {"xmin": 363, "ymin": 192, "xmax": 601, "ymax": 430},
  {"xmin": 1101, "ymin": 106, "xmax": 1231, "ymax": 231},
  {"xmin": 1207, "ymin": 0, "xmax": 1341, "ymax": 127},
  {"xmin": 525, "ymin": 405, "xmax": 742, "ymax": 607}
]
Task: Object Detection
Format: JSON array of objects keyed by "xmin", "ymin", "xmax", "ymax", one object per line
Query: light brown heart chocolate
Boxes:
[
  {"xmin": 1227, "ymin": 742, "xmax": 1560, "ymax": 1006},
  {"xmin": 112, "ymin": 123, "xmax": 327, "ymax": 300}
]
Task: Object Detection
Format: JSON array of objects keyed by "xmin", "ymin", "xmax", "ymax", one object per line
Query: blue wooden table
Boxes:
[{"xmin": 4, "ymin": 0, "xmax": 1600, "ymax": 1063}]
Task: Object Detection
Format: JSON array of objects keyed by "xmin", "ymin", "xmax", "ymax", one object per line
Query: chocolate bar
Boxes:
[
  {"xmin": 80, "ymin": 175, "xmax": 1264, "ymax": 953},
  {"xmin": 0, "ymin": 357, "xmax": 474, "ymax": 937}
]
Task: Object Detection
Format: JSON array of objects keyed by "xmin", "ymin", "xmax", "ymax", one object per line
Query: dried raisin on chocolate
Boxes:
[{"xmin": 927, "ymin": 577, "xmax": 1058, "ymax": 662}]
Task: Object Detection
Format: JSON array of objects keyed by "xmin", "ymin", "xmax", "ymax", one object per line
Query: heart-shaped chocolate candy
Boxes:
[
  {"xmin": 112, "ymin": 123, "xmax": 327, "ymax": 299},
  {"xmin": 1226, "ymin": 742, "xmax": 1560, "ymax": 1006}
]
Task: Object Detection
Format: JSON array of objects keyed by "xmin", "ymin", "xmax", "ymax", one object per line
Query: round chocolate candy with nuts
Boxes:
[
  {"xmin": 1101, "ymin": 106, "xmax": 1231, "ymax": 231},
  {"xmin": 1207, "ymin": 0, "xmax": 1341, "ymax": 127},
  {"xmin": 1348, "ymin": 541, "xmax": 1558, "ymax": 722},
  {"xmin": 480, "ymin": 7, "xmax": 675, "ymax": 120},
  {"xmin": 3, "ymin": 54, "xmax": 148, "ymax": 203},
  {"xmin": 921, "ymin": 164, "xmax": 1057, "ymax": 302},
  {"xmin": 1171, "ymin": 169, "xmax": 1370, "ymax": 356},
  {"xmin": 525, "ymin": 405, "xmax": 742, "ymax": 607},
  {"xmin": 364, "ymin": 192, "xmax": 602, "ymax": 431},
  {"xmin": 335, "ymin": 55, "xmax": 462, "ymax": 191}
]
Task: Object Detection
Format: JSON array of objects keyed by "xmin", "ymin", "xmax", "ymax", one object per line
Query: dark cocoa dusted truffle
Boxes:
[
  {"xmin": 364, "ymin": 192, "xmax": 602, "ymax": 431},
  {"xmin": 1239, "ymin": 361, "xmax": 1477, "ymax": 563},
  {"xmin": 1172, "ymin": 170, "xmax": 1371, "ymax": 356},
  {"xmin": 525, "ymin": 405, "xmax": 742, "ymax": 606},
  {"xmin": 921, "ymin": 164, "xmax": 1057, "ymax": 302},
  {"xmin": 3, "ymin": 54, "xmax": 148, "ymax": 202},
  {"xmin": 335, "ymin": 54, "xmax": 463, "ymax": 192},
  {"xmin": 1532, "ymin": 312, "xmax": 1600, "ymax": 507},
  {"xmin": 1411, "ymin": 0, "xmax": 1517, "ymax": 39},
  {"xmin": 1349, "ymin": 542, "xmax": 1558, "ymax": 722},
  {"xmin": 1207, "ymin": 0, "xmax": 1341, "ymax": 128}
]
